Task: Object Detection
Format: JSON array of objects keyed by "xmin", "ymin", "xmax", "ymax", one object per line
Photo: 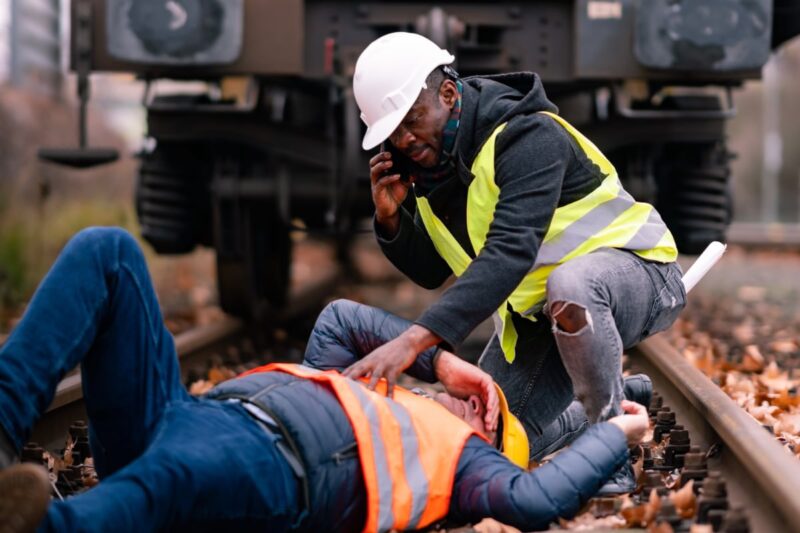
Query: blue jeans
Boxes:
[
  {"xmin": 480, "ymin": 248, "xmax": 686, "ymax": 460},
  {"xmin": 0, "ymin": 227, "xmax": 300, "ymax": 531}
]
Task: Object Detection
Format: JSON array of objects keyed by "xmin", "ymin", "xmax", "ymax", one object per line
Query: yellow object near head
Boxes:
[{"xmin": 495, "ymin": 384, "xmax": 530, "ymax": 469}]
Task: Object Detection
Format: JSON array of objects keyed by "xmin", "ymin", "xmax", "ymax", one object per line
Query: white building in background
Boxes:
[
  {"xmin": 4, "ymin": 0, "xmax": 61, "ymax": 95},
  {"xmin": 0, "ymin": 0, "xmax": 10, "ymax": 83}
]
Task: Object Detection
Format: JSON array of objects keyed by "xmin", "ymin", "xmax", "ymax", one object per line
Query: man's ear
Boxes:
[
  {"xmin": 439, "ymin": 79, "xmax": 459, "ymax": 110},
  {"xmin": 468, "ymin": 396, "xmax": 482, "ymax": 414}
]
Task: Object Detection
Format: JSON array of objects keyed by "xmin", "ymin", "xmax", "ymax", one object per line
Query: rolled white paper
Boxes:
[{"xmin": 681, "ymin": 241, "xmax": 727, "ymax": 294}]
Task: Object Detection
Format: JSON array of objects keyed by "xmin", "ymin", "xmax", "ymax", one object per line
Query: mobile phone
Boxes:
[{"xmin": 380, "ymin": 142, "xmax": 411, "ymax": 183}]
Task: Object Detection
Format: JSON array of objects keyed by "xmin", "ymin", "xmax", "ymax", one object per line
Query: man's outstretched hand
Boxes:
[
  {"xmin": 343, "ymin": 324, "xmax": 440, "ymax": 398},
  {"xmin": 609, "ymin": 400, "xmax": 650, "ymax": 446},
  {"xmin": 435, "ymin": 351, "xmax": 500, "ymax": 433}
]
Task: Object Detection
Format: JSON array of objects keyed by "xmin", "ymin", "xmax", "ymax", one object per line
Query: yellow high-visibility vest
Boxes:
[{"xmin": 416, "ymin": 112, "xmax": 678, "ymax": 363}]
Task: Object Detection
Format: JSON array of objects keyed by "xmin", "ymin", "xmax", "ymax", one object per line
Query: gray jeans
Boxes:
[{"xmin": 479, "ymin": 248, "xmax": 686, "ymax": 460}]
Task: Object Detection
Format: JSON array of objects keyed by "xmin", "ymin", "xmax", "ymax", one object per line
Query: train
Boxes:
[{"xmin": 41, "ymin": 0, "xmax": 800, "ymax": 319}]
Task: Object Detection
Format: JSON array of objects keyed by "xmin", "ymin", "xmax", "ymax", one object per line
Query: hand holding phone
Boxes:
[
  {"xmin": 369, "ymin": 143, "xmax": 412, "ymax": 234},
  {"xmin": 379, "ymin": 142, "xmax": 411, "ymax": 183}
]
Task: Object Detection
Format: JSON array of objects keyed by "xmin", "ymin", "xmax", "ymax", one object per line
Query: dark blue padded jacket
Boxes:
[{"xmin": 206, "ymin": 300, "xmax": 629, "ymax": 531}]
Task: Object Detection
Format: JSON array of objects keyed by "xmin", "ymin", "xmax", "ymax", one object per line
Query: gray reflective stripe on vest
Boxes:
[
  {"xmin": 347, "ymin": 382, "xmax": 395, "ymax": 532},
  {"xmin": 623, "ymin": 206, "xmax": 669, "ymax": 250},
  {"xmin": 384, "ymin": 401, "xmax": 429, "ymax": 529},
  {"xmin": 536, "ymin": 192, "xmax": 635, "ymax": 266}
]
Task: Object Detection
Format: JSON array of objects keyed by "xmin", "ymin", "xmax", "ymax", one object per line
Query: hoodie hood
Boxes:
[{"xmin": 455, "ymin": 72, "xmax": 558, "ymax": 165}]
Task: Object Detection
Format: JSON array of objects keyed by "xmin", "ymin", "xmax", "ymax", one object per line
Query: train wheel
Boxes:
[
  {"xmin": 655, "ymin": 142, "xmax": 733, "ymax": 255},
  {"xmin": 215, "ymin": 203, "xmax": 291, "ymax": 320},
  {"xmin": 136, "ymin": 141, "xmax": 212, "ymax": 254}
]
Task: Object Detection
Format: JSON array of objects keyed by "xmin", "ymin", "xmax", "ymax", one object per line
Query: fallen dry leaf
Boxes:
[
  {"xmin": 770, "ymin": 390, "xmax": 800, "ymax": 410},
  {"xmin": 632, "ymin": 447, "xmax": 645, "ymax": 482},
  {"xmin": 189, "ymin": 379, "xmax": 215, "ymax": 395},
  {"xmin": 768, "ymin": 339, "xmax": 798, "ymax": 354},
  {"xmin": 207, "ymin": 367, "xmax": 226, "ymax": 384},
  {"xmin": 721, "ymin": 372, "xmax": 756, "ymax": 396},
  {"xmin": 732, "ymin": 322, "xmax": 756, "ymax": 345},
  {"xmin": 758, "ymin": 362, "xmax": 799, "ymax": 392},
  {"xmin": 683, "ymin": 345, "xmax": 717, "ymax": 376},
  {"xmin": 740, "ymin": 345, "xmax": 765, "ymax": 372},
  {"xmin": 621, "ymin": 489, "xmax": 661, "ymax": 527},
  {"xmin": 670, "ymin": 480, "xmax": 696, "ymax": 519},
  {"xmin": 746, "ymin": 402, "xmax": 781, "ymax": 426},
  {"xmin": 775, "ymin": 413, "xmax": 800, "ymax": 435},
  {"xmin": 63, "ymin": 434, "xmax": 74, "ymax": 467},
  {"xmin": 208, "ymin": 365, "xmax": 236, "ymax": 385},
  {"xmin": 778, "ymin": 431, "xmax": 800, "ymax": 449}
]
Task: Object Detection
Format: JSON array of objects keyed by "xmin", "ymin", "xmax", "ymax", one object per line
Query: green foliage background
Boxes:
[{"xmin": 0, "ymin": 196, "xmax": 137, "ymax": 331}]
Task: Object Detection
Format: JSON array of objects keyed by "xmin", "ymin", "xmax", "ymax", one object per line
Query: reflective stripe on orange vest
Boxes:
[{"xmin": 239, "ymin": 363, "xmax": 484, "ymax": 533}]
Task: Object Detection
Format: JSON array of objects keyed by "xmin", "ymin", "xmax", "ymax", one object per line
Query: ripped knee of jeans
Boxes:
[{"xmin": 549, "ymin": 300, "xmax": 592, "ymax": 334}]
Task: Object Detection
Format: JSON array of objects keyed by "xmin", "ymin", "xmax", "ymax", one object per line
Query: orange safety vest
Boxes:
[{"xmin": 240, "ymin": 363, "xmax": 486, "ymax": 533}]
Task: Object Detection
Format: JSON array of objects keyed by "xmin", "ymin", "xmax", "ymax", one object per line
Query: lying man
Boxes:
[{"xmin": 0, "ymin": 228, "xmax": 648, "ymax": 532}]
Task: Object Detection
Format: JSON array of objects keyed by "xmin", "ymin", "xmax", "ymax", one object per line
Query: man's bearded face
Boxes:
[{"xmin": 387, "ymin": 79, "xmax": 457, "ymax": 169}]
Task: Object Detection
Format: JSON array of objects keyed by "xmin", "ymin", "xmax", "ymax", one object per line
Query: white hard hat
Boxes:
[{"xmin": 353, "ymin": 32, "xmax": 455, "ymax": 150}]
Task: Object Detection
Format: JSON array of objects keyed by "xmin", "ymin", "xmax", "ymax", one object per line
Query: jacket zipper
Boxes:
[{"xmin": 332, "ymin": 442, "xmax": 358, "ymax": 465}]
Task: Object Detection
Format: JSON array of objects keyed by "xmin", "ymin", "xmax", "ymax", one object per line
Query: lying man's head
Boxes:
[
  {"xmin": 413, "ymin": 385, "xmax": 531, "ymax": 469},
  {"xmin": 433, "ymin": 392, "xmax": 497, "ymax": 444}
]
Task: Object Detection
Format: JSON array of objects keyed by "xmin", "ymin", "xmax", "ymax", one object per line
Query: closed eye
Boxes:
[{"xmin": 404, "ymin": 110, "xmax": 423, "ymax": 126}]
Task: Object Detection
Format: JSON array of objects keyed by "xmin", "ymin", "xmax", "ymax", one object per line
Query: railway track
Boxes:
[
  {"xmin": 630, "ymin": 334, "xmax": 800, "ymax": 533},
  {"xmin": 27, "ymin": 318, "xmax": 800, "ymax": 532},
  {"xmin": 29, "ymin": 266, "xmax": 342, "ymax": 451},
  {"xmin": 16, "ymin": 248, "xmax": 800, "ymax": 531}
]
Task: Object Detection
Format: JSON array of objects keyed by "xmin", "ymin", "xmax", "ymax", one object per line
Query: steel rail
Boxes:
[
  {"xmin": 632, "ymin": 334, "xmax": 800, "ymax": 533},
  {"xmin": 726, "ymin": 222, "xmax": 800, "ymax": 248}
]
